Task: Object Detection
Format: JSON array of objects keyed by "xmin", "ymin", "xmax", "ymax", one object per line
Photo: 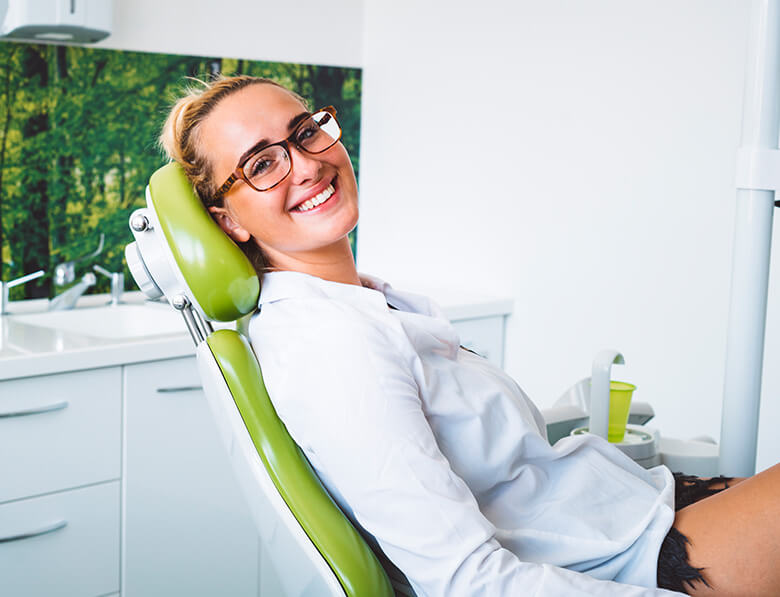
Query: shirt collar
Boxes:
[
  {"xmin": 258, "ymin": 271, "xmax": 389, "ymax": 311},
  {"xmin": 257, "ymin": 270, "xmax": 443, "ymax": 319}
]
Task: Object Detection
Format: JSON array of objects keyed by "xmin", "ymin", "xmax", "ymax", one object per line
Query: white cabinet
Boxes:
[
  {"xmin": 122, "ymin": 356, "xmax": 259, "ymax": 597},
  {"xmin": 451, "ymin": 315, "xmax": 507, "ymax": 367},
  {"xmin": 437, "ymin": 292, "xmax": 513, "ymax": 369},
  {"xmin": 0, "ymin": 368, "xmax": 121, "ymax": 597}
]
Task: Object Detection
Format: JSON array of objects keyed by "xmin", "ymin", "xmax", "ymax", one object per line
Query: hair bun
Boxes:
[{"xmin": 159, "ymin": 93, "xmax": 196, "ymax": 164}]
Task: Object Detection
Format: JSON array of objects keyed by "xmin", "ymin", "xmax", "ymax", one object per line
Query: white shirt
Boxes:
[{"xmin": 248, "ymin": 271, "xmax": 680, "ymax": 597}]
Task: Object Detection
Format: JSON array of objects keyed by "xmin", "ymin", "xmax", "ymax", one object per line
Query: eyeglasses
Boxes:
[{"xmin": 213, "ymin": 106, "xmax": 342, "ymax": 200}]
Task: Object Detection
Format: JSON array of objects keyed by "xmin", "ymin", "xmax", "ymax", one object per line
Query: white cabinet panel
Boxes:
[
  {"xmin": 451, "ymin": 316, "xmax": 506, "ymax": 367},
  {"xmin": 123, "ymin": 357, "xmax": 259, "ymax": 597},
  {"xmin": 0, "ymin": 367, "xmax": 121, "ymax": 503},
  {"xmin": 0, "ymin": 481, "xmax": 120, "ymax": 597}
]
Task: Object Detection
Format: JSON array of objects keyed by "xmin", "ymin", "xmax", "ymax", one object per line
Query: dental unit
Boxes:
[{"xmin": 542, "ymin": 351, "xmax": 719, "ymax": 476}]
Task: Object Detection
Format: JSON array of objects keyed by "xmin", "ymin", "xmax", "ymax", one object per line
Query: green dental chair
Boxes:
[{"xmin": 125, "ymin": 163, "xmax": 407, "ymax": 597}]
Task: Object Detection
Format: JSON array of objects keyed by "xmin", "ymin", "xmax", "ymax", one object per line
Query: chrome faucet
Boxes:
[
  {"xmin": 0, "ymin": 270, "xmax": 45, "ymax": 315},
  {"xmin": 48, "ymin": 272, "xmax": 96, "ymax": 311},
  {"xmin": 53, "ymin": 233, "xmax": 104, "ymax": 288},
  {"xmin": 93, "ymin": 265, "xmax": 125, "ymax": 306},
  {"xmin": 49, "ymin": 234, "xmax": 105, "ymax": 311}
]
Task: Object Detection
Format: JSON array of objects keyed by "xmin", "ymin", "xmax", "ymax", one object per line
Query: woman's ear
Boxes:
[{"xmin": 208, "ymin": 206, "xmax": 252, "ymax": 243}]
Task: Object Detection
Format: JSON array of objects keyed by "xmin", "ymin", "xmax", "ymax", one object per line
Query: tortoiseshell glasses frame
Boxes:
[{"xmin": 212, "ymin": 106, "xmax": 341, "ymax": 200}]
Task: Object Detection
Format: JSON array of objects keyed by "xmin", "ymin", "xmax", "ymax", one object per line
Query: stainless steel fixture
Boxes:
[
  {"xmin": 0, "ymin": 270, "xmax": 45, "ymax": 315},
  {"xmin": 93, "ymin": 265, "xmax": 125, "ymax": 306}
]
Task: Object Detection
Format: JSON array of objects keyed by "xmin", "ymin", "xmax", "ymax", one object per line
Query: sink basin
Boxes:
[{"xmin": 11, "ymin": 303, "xmax": 187, "ymax": 340}]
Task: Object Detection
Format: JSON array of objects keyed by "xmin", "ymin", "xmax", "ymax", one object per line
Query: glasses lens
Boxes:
[
  {"xmin": 242, "ymin": 144, "xmax": 290, "ymax": 191},
  {"xmin": 295, "ymin": 110, "xmax": 341, "ymax": 153}
]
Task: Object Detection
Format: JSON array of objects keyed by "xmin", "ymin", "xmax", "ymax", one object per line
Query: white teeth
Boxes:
[{"xmin": 293, "ymin": 184, "xmax": 335, "ymax": 212}]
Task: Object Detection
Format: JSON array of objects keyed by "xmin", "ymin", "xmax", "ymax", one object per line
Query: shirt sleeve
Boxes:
[{"xmin": 252, "ymin": 310, "xmax": 683, "ymax": 597}]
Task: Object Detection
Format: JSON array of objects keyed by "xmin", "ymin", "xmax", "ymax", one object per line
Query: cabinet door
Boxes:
[
  {"xmin": 123, "ymin": 357, "xmax": 259, "ymax": 597},
  {"xmin": 451, "ymin": 315, "xmax": 506, "ymax": 368}
]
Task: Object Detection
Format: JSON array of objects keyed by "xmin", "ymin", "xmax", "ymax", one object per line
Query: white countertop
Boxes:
[
  {"xmin": 0, "ymin": 289, "xmax": 513, "ymax": 381},
  {"xmin": 0, "ymin": 293, "xmax": 194, "ymax": 380}
]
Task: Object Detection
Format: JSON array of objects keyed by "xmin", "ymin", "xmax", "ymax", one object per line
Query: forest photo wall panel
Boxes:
[{"xmin": 0, "ymin": 42, "xmax": 362, "ymax": 298}]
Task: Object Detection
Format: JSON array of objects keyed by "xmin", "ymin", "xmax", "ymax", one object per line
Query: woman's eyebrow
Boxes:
[
  {"xmin": 288, "ymin": 110, "xmax": 311, "ymax": 131},
  {"xmin": 237, "ymin": 111, "xmax": 312, "ymax": 165}
]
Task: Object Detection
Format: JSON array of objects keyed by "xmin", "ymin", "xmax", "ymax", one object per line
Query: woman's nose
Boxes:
[{"xmin": 288, "ymin": 144, "xmax": 321, "ymax": 185}]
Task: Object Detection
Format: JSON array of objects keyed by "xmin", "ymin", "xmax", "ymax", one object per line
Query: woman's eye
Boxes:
[
  {"xmin": 296, "ymin": 124, "xmax": 319, "ymax": 143},
  {"xmin": 248, "ymin": 157, "xmax": 273, "ymax": 177}
]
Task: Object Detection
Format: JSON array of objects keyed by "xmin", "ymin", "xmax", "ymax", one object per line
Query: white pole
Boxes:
[{"xmin": 719, "ymin": 0, "xmax": 780, "ymax": 477}]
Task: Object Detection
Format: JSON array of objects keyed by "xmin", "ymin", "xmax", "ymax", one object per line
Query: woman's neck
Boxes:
[{"xmin": 263, "ymin": 238, "xmax": 361, "ymax": 286}]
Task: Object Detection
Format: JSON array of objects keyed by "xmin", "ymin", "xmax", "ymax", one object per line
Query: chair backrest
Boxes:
[{"xmin": 126, "ymin": 163, "xmax": 394, "ymax": 597}]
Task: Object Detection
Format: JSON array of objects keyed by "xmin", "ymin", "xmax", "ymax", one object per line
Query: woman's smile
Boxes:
[{"xmin": 290, "ymin": 178, "xmax": 338, "ymax": 213}]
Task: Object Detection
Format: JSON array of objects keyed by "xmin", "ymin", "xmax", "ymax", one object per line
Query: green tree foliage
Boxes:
[{"xmin": 0, "ymin": 42, "xmax": 362, "ymax": 298}]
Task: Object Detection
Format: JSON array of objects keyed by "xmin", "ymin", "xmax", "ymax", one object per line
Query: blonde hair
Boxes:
[{"xmin": 159, "ymin": 75, "xmax": 308, "ymax": 274}]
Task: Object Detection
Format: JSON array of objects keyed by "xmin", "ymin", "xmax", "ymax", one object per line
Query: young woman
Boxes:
[{"xmin": 160, "ymin": 75, "xmax": 780, "ymax": 596}]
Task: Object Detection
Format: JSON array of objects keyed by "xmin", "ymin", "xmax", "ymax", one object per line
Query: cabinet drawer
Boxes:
[
  {"xmin": 0, "ymin": 480, "xmax": 120, "ymax": 597},
  {"xmin": 0, "ymin": 367, "xmax": 121, "ymax": 503},
  {"xmin": 451, "ymin": 315, "xmax": 506, "ymax": 367}
]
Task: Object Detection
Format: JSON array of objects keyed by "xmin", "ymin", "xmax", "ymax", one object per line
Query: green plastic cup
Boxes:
[{"xmin": 608, "ymin": 381, "xmax": 636, "ymax": 443}]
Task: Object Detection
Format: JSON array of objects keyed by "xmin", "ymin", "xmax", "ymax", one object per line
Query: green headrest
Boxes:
[{"xmin": 149, "ymin": 163, "xmax": 260, "ymax": 321}]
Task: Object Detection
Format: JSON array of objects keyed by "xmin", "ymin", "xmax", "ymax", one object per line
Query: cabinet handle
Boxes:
[
  {"xmin": 156, "ymin": 386, "xmax": 202, "ymax": 393},
  {"xmin": 0, "ymin": 520, "xmax": 67, "ymax": 543},
  {"xmin": 0, "ymin": 400, "xmax": 69, "ymax": 419}
]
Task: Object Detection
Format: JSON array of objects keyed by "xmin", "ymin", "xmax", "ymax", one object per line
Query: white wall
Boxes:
[
  {"xmin": 357, "ymin": 1, "xmax": 780, "ymax": 472},
  {"xmin": 97, "ymin": 0, "xmax": 779, "ymax": 471},
  {"xmin": 97, "ymin": 0, "xmax": 363, "ymax": 67}
]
